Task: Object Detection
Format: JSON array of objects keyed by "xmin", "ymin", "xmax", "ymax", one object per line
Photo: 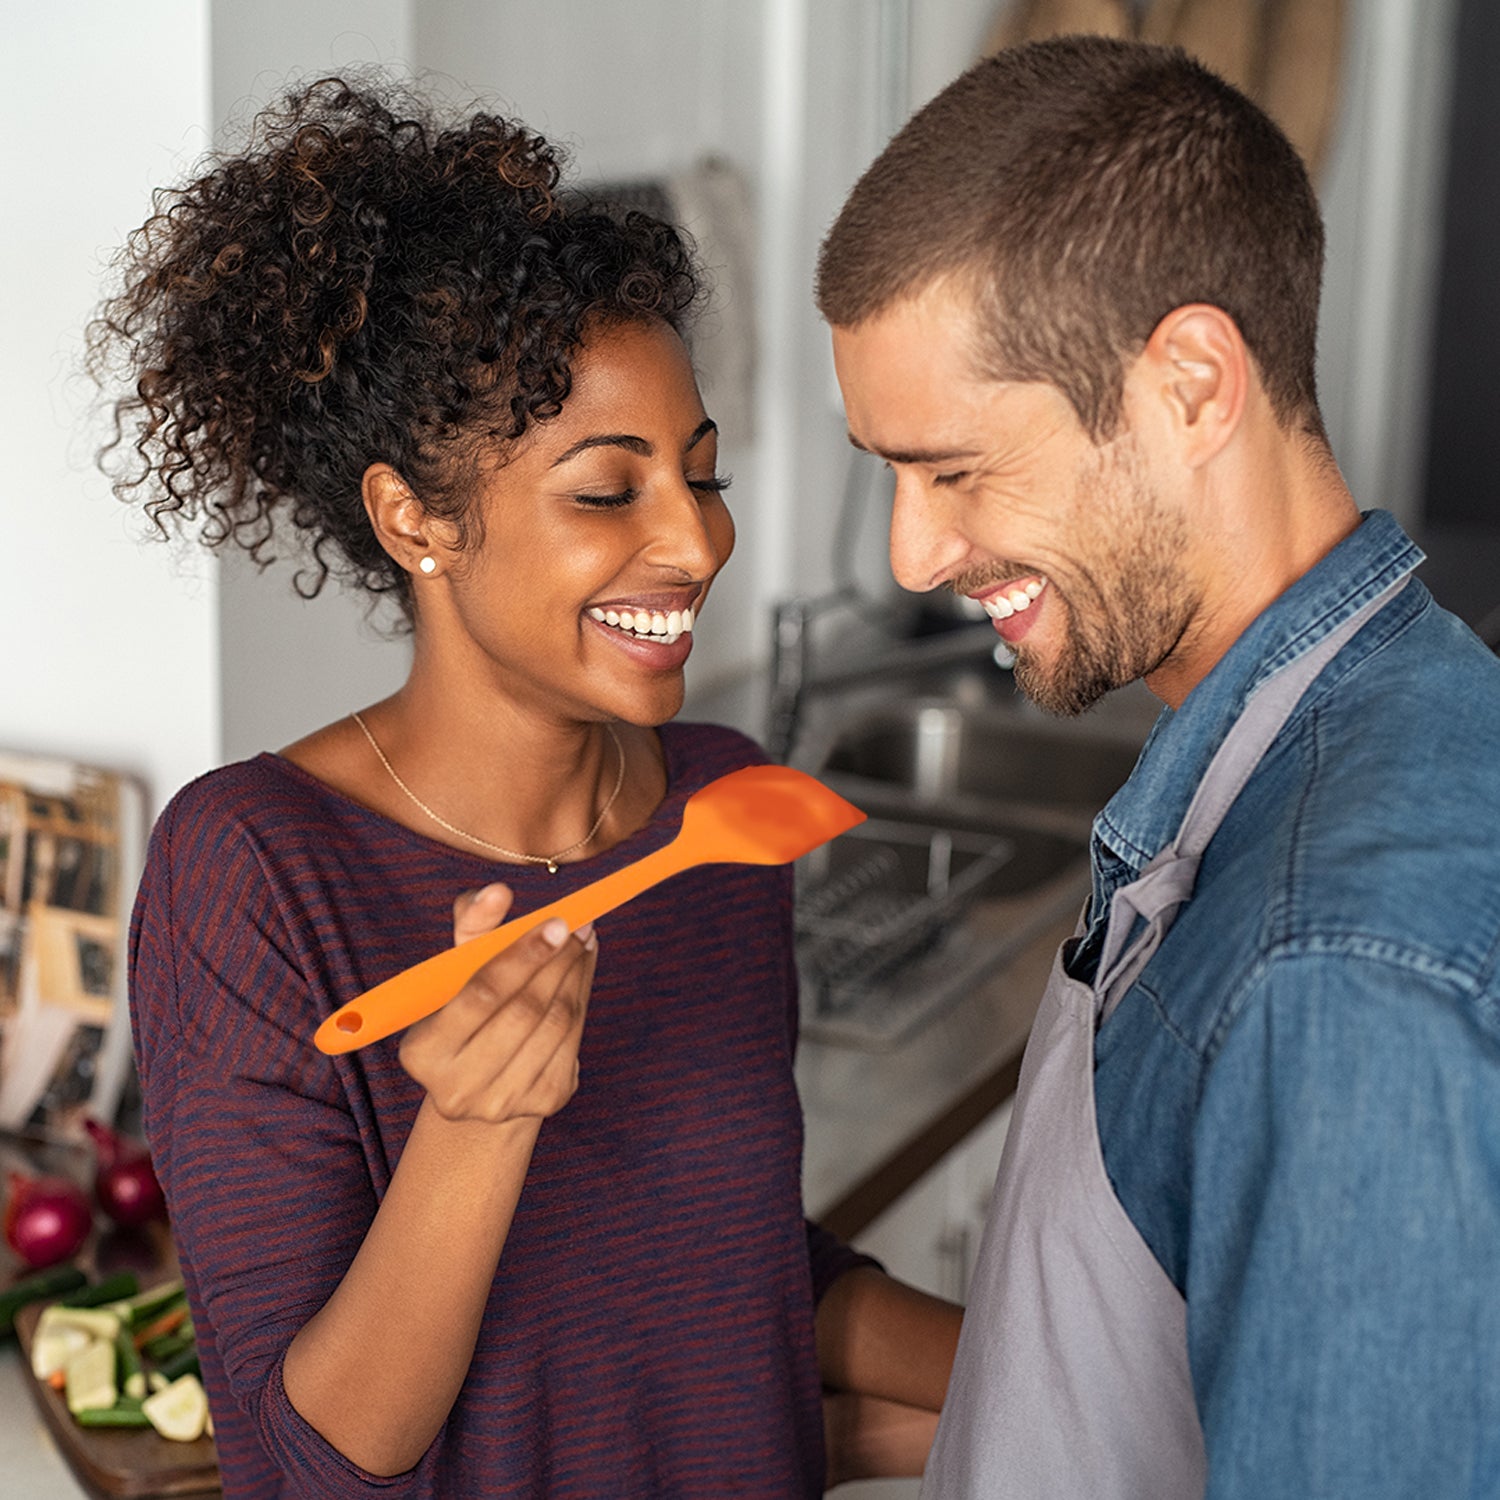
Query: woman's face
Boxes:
[{"xmin": 433, "ymin": 319, "xmax": 735, "ymax": 728}]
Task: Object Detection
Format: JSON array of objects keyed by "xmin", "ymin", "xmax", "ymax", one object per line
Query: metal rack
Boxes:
[{"xmin": 795, "ymin": 818, "xmax": 1019, "ymax": 1050}]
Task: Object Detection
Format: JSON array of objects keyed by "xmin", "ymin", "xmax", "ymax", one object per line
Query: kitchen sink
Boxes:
[{"xmin": 819, "ymin": 700, "xmax": 1143, "ymax": 818}]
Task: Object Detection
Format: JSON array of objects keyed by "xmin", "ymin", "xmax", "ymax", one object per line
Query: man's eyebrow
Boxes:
[
  {"xmin": 845, "ymin": 432, "xmax": 980, "ymax": 466},
  {"xmin": 550, "ymin": 418, "xmax": 717, "ymax": 468}
]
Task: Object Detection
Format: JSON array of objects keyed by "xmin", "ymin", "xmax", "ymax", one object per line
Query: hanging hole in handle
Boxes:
[{"xmin": 336, "ymin": 1011, "xmax": 363, "ymax": 1034}]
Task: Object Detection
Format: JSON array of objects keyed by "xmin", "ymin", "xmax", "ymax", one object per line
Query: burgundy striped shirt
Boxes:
[{"xmin": 129, "ymin": 722, "xmax": 866, "ymax": 1498}]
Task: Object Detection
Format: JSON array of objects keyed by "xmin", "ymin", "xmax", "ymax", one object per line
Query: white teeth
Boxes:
[
  {"xmin": 589, "ymin": 603, "xmax": 698, "ymax": 642},
  {"xmin": 981, "ymin": 577, "xmax": 1046, "ymax": 621}
]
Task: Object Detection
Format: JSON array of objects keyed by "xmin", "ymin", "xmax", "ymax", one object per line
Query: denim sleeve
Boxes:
[{"xmin": 1187, "ymin": 950, "xmax": 1500, "ymax": 1499}]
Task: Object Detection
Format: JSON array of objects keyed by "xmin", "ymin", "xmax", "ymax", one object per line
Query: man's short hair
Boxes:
[{"xmin": 816, "ymin": 35, "xmax": 1327, "ymax": 443}]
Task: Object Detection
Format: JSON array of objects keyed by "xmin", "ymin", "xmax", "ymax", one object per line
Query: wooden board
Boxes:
[{"xmin": 14, "ymin": 1301, "xmax": 220, "ymax": 1500}]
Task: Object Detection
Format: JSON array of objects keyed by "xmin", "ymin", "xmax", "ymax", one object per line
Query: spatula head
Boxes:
[{"xmin": 678, "ymin": 765, "xmax": 865, "ymax": 865}]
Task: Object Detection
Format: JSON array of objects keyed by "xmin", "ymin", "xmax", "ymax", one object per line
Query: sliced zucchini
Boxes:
[
  {"xmin": 64, "ymin": 1337, "xmax": 117, "ymax": 1415},
  {"xmin": 30, "ymin": 1323, "xmax": 93, "ymax": 1381},
  {"xmin": 58, "ymin": 1272, "xmax": 139, "ymax": 1309},
  {"xmin": 104, "ymin": 1278, "xmax": 184, "ymax": 1330},
  {"xmin": 36, "ymin": 1304, "xmax": 122, "ymax": 1342},
  {"xmin": 74, "ymin": 1404, "xmax": 152, "ymax": 1428},
  {"xmin": 114, "ymin": 1328, "xmax": 146, "ymax": 1400},
  {"xmin": 0, "ymin": 1265, "xmax": 88, "ymax": 1336},
  {"xmin": 142, "ymin": 1373, "xmax": 208, "ymax": 1442}
]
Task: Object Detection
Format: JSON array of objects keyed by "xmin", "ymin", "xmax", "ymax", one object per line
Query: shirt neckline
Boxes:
[
  {"xmin": 1093, "ymin": 509, "xmax": 1425, "ymax": 876},
  {"xmin": 253, "ymin": 721, "xmax": 698, "ymax": 889}
]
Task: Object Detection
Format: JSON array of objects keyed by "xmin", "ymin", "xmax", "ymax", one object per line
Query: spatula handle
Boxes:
[{"xmin": 314, "ymin": 840, "xmax": 687, "ymax": 1054}]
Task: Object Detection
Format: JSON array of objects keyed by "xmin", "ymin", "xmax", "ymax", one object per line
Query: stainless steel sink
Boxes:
[{"xmin": 819, "ymin": 701, "xmax": 1143, "ymax": 818}]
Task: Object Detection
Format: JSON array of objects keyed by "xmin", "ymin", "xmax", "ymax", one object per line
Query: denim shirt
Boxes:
[{"xmin": 1084, "ymin": 511, "xmax": 1500, "ymax": 1499}]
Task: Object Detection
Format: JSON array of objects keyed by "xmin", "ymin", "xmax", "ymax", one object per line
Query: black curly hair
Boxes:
[{"xmin": 90, "ymin": 76, "xmax": 703, "ymax": 614}]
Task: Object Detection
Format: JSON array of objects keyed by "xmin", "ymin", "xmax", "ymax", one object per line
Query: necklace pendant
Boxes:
[{"xmin": 546, "ymin": 860, "xmax": 559, "ymax": 874}]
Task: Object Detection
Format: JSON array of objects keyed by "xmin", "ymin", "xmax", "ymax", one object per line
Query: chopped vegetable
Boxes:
[
  {"xmin": 0, "ymin": 1265, "xmax": 88, "ymax": 1338},
  {"xmin": 58, "ymin": 1272, "xmax": 139, "ymax": 1309},
  {"xmin": 31, "ymin": 1272, "xmax": 210, "ymax": 1445},
  {"xmin": 142, "ymin": 1373, "xmax": 208, "ymax": 1442},
  {"xmin": 115, "ymin": 1328, "xmax": 146, "ymax": 1400},
  {"xmin": 142, "ymin": 1333, "xmax": 191, "ymax": 1362},
  {"xmin": 36, "ymin": 1304, "xmax": 122, "ymax": 1342},
  {"xmin": 64, "ymin": 1336, "xmax": 117, "ymax": 1415},
  {"xmin": 74, "ymin": 1405, "xmax": 152, "ymax": 1428},
  {"xmin": 155, "ymin": 1344, "xmax": 201, "ymax": 1384},
  {"xmin": 132, "ymin": 1302, "xmax": 188, "ymax": 1349},
  {"xmin": 31, "ymin": 1323, "xmax": 93, "ymax": 1381},
  {"xmin": 102, "ymin": 1277, "xmax": 184, "ymax": 1329}
]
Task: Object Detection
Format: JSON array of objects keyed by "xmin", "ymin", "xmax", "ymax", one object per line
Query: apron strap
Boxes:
[{"xmin": 1095, "ymin": 575, "xmax": 1410, "ymax": 1023}]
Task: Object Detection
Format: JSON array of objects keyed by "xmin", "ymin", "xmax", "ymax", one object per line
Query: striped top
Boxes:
[{"xmin": 129, "ymin": 722, "xmax": 866, "ymax": 1498}]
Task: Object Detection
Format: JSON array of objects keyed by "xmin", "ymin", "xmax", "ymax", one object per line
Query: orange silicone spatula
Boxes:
[{"xmin": 314, "ymin": 764, "xmax": 865, "ymax": 1054}]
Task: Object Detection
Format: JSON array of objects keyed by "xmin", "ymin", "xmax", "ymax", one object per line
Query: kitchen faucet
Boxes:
[{"xmin": 765, "ymin": 589, "xmax": 1012, "ymax": 763}]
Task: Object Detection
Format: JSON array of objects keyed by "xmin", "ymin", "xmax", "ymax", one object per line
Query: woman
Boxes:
[{"xmin": 98, "ymin": 78, "xmax": 959, "ymax": 1497}]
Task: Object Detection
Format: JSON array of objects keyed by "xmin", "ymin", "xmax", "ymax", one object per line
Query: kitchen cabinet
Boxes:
[
  {"xmin": 826, "ymin": 1105, "xmax": 1014, "ymax": 1498},
  {"xmin": 852, "ymin": 1098, "xmax": 1014, "ymax": 1304}
]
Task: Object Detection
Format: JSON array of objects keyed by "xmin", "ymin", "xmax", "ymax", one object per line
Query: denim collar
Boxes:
[{"xmin": 1092, "ymin": 510, "xmax": 1425, "ymax": 881}]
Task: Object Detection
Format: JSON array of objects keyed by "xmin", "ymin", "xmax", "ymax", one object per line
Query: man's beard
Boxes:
[{"xmin": 985, "ymin": 440, "xmax": 1199, "ymax": 717}]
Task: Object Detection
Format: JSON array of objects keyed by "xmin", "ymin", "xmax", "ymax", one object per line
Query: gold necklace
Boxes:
[{"xmin": 351, "ymin": 712, "xmax": 626, "ymax": 873}]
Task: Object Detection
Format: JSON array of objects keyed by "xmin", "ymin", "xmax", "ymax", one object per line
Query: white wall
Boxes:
[{"xmin": 1, "ymin": 0, "xmax": 216, "ymax": 820}]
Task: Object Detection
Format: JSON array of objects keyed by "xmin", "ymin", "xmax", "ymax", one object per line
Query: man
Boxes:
[{"xmin": 817, "ymin": 35, "xmax": 1500, "ymax": 1500}]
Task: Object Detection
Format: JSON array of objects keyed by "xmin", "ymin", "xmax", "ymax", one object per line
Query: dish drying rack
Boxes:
[{"xmin": 795, "ymin": 817, "xmax": 1018, "ymax": 1051}]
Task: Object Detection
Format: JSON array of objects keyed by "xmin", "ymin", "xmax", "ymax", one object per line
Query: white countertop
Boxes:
[{"xmin": 0, "ymin": 1348, "xmax": 90, "ymax": 1498}]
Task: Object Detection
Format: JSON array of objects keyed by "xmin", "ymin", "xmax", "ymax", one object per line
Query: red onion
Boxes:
[
  {"xmin": 3, "ymin": 1170, "xmax": 93, "ymax": 1269},
  {"xmin": 83, "ymin": 1118, "xmax": 168, "ymax": 1229}
]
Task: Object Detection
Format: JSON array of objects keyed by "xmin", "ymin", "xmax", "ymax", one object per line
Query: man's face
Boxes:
[{"xmin": 829, "ymin": 280, "xmax": 1201, "ymax": 715}]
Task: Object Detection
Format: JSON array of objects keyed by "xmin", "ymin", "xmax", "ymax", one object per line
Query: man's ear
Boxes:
[
  {"xmin": 1134, "ymin": 303, "xmax": 1249, "ymax": 468},
  {"xmin": 361, "ymin": 463, "xmax": 446, "ymax": 580}
]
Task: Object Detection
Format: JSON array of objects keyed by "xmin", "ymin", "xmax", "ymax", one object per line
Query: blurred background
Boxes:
[{"xmin": 2, "ymin": 0, "xmax": 1493, "ymax": 824}]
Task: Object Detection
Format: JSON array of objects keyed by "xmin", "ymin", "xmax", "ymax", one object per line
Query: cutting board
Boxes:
[{"xmin": 14, "ymin": 1301, "xmax": 220, "ymax": 1500}]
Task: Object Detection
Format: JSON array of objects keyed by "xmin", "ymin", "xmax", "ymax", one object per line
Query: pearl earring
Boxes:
[{"xmin": 418, "ymin": 556, "xmax": 437, "ymax": 575}]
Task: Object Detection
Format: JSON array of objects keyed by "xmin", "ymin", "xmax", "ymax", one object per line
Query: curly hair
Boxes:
[{"xmin": 90, "ymin": 76, "xmax": 703, "ymax": 612}]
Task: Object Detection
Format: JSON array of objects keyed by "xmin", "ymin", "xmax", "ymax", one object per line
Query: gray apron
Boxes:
[{"xmin": 922, "ymin": 576, "xmax": 1408, "ymax": 1499}]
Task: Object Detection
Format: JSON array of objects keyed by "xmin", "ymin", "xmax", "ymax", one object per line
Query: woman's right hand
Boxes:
[{"xmin": 397, "ymin": 883, "xmax": 597, "ymax": 1125}]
